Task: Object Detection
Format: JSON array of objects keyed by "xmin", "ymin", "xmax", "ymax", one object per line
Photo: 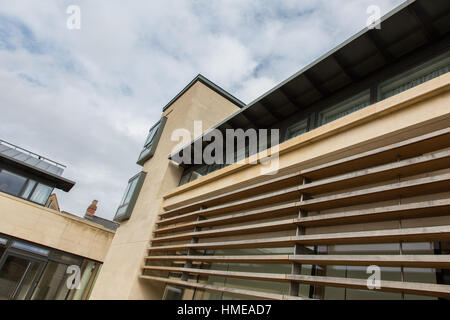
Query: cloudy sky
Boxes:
[{"xmin": 0, "ymin": 0, "xmax": 406, "ymax": 220}]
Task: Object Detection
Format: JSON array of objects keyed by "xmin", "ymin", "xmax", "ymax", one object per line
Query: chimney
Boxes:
[{"xmin": 85, "ymin": 200, "xmax": 98, "ymax": 217}]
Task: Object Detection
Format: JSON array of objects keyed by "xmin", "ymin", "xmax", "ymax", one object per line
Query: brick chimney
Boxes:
[{"xmin": 85, "ymin": 200, "xmax": 98, "ymax": 217}]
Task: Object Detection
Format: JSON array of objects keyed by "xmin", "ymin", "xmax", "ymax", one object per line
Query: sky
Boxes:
[{"xmin": 0, "ymin": 0, "xmax": 406, "ymax": 220}]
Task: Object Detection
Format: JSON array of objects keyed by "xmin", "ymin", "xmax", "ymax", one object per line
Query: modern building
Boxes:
[
  {"xmin": 0, "ymin": 139, "xmax": 117, "ymax": 300},
  {"xmin": 91, "ymin": 0, "xmax": 450, "ymax": 300}
]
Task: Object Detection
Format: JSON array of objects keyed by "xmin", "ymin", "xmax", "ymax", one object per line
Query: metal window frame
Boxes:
[
  {"xmin": 285, "ymin": 119, "xmax": 309, "ymax": 141},
  {"xmin": 137, "ymin": 117, "xmax": 167, "ymax": 166},
  {"xmin": 114, "ymin": 171, "xmax": 147, "ymax": 222},
  {"xmin": 0, "ymin": 167, "xmax": 55, "ymax": 206}
]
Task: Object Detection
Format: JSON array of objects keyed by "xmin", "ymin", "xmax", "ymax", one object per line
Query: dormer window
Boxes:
[{"xmin": 137, "ymin": 117, "xmax": 167, "ymax": 166}]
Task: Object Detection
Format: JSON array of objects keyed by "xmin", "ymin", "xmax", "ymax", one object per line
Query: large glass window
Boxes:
[
  {"xmin": 114, "ymin": 172, "xmax": 147, "ymax": 222},
  {"xmin": 0, "ymin": 169, "xmax": 53, "ymax": 205},
  {"xmin": 319, "ymin": 91, "xmax": 370, "ymax": 126},
  {"xmin": 0, "ymin": 170, "xmax": 27, "ymax": 196},
  {"xmin": 29, "ymin": 183, "xmax": 53, "ymax": 205},
  {"xmin": 379, "ymin": 53, "xmax": 450, "ymax": 100},
  {"xmin": 0, "ymin": 234, "xmax": 101, "ymax": 300}
]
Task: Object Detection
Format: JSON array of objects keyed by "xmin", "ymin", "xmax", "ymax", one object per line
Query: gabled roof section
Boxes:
[
  {"xmin": 162, "ymin": 74, "xmax": 246, "ymax": 112},
  {"xmin": 45, "ymin": 193, "xmax": 60, "ymax": 211}
]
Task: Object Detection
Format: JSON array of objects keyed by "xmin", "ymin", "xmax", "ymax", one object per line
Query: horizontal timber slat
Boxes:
[
  {"xmin": 296, "ymin": 149, "xmax": 450, "ymax": 196},
  {"xmin": 161, "ymin": 172, "xmax": 301, "ymax": 218},
  {"xmin": 154, "ymin": 199, "xmax": 450, "ymax": 239},
  {"xmin": 141, "ymin": 266, "xmax": 450, "ymax": 299},
  {"xmin": 301, "ymin": 127, "xmax": 450, "ymax": 181},
  {"xmin": 152, "ymin": 219, "xmax": 295, "ymax": 243},
  {"xmin": 161, "ymin": 128, "xmax": 450, "ymax": 214},
  {"xmin": 139, "ymin": 275, "xmax": 306, "ymax": 300},
  {"xmin": 158, "ymin": 186, "xmax": 300, "ymax": 226},
  {"xmin": 155, "ymin": 202, "xmax": 299, "ymax": 235},
  {"xmin": 299, "ymin": 173, "xmax": 450, "ymax": 211},
  {"xmin": 157, "ymin": 173, "xmax": 450, "ymax": 227},
  {"xmin": 144, "ymin": 254, "xmax": 450, "ymax": 268},
  {"xmin": 148, "ymin": 226, "xmax": 450, "ymax": 251},
  {"xmin": 296, "ymin": 199, "xmax": 450, "ymax": 227}
]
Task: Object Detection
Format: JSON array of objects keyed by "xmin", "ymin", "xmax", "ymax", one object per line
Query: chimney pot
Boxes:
[{"xmin": 86, "ymin": 200, "xmax": 98, "ymax": 217}]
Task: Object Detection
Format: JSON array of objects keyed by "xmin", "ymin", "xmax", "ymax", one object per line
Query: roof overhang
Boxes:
[
  {"xmin": 0, "ymin": 153, "xmax": 75, "ymax": 192},
  {"xmin": 169, "ymin": 0, "xmax": 450, "ymax": 166}
]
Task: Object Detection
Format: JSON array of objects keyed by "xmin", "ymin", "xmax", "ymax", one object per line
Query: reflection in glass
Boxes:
[
  {"xmin": 0, "ymin": 170, "xmax": 27, "ymax": 196},
  {"xmin": 21, "ymin": 180, "xmax": 36, "ymax": 199},
  {"xmin": 0, "ymin": 255, "xmax": 29, "ymax": 300},
  {"xmin": 31, "ymin": 261, "xmax": 73, "ymax": 300},
  {"xmin": 29, "ymin": 183, "xmax": 53, "ymax": 205},
  {"xmin": 15, "ymin": 261, "xmax": 40, "ymax": 300}
]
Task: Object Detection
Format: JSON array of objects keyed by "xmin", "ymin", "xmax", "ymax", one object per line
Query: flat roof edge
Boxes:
[{"xmin": 0, "ymin": 153, "xmax": 75, "ymax": 192}]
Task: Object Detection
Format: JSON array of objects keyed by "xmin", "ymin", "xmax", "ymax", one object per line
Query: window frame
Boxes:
[
  {"xmin": 318, "ymin": 90, "xmax": 370, "ymax": 126},
  {"xmin": 114, "ymin": 171, "xmax": 147, "ymax": 222},
  {"xmin": 137, "ymin": 117, "xmax": 167, "ymax": 166},
  {"xmin": 378, "ymin": 52, "xmax": 450, "ymax": 101},
  {"xmin": 285, "ymin": 119, "xmax": 309, "ymax": 141},
  {"xmin": 0, "ymin": 168, "xmax": 54, "ymax": 205}
]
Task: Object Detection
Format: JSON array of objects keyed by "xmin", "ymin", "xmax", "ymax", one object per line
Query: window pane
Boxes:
[
  {"xmin": 179, "ymin": 170, "xmax": 192, "ymax": 186},
  {"xmin": 381, "ymin": 54, "xmax": 450, "ymax": 99},
  {"xmin": 123, "ymin": 178, "xmax": 138, "ymax": 206},
  {"xmin": 114, "ymin": 172, "xmax": 146, "ymax": 222},
  {"xmin": 15, "ymin": 261, "xmax": 41, "ymax": 300},
  {"xmin": 21, "ymin": 180, "xmax": 36, "ymax": 199},
  {"xmin": 286, "ymin": 120, "xmax": 308, "ymax": 140},
  {"xmin": 116, "ymin": 205, "xmax": 128, "ymax": 218},
  {"xmin": 143, "ymin": 123, "xmax": 160, "ymax": 148},
  {"xmin": 0, "ymin": 170, "xmax": 27, "ymax": 196},
  {"xmin": 0, "ymin": 255, "xmax": 29, "ymax": 299},
  {"xmin": 30, "ymin": 183, "xmax": 53, "ymax": 205},
  {"xmin": 163, "ymin": 286, "xmax": 184, "ymax": 300},
  {"xmin": 319, "ymin": 92, "xmax": 370, "ymax": 126},
  {"xmin": 71, "ymin": 260, "xmax": 100, "ymax": 300},
  {"xmin": 31, "ymin": 261, "xmax": 73, "ymax": 300}
]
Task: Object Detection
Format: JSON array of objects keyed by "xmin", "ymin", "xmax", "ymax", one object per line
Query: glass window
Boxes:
[
  {"xmin": 120, "ymin": 178, "xmax": 138, "ymax": 207},
  {"xmin": 380, "ymin": 53, "xmax": 450, "ymax": 100},
  {"xmin": 114, "ymin": 172, "xmax": 147, "ymax": 222},
  {"xmin": 31, "ymin": 261, "xmax": 74, "ymax": 300},
  {"xmin": 189, "ymin": 165, "xmax": 208, "ymax": 182},
  {"xmin": 70, "ymin": 260, "xmax": 101, "ymax": 300},
  {"xmin": 325, "ymin": 244, "xmax": 402, "ymax": 300},
  {"xmin": 137, "ymin": 118, "xmax": 166, "ymax": 165},
  {"xmin": 286, "ymin": 119, "xmax": 308, "ymax": 140},
  {"xmin": 21, "ymin": 180, "xmax": 36, "ymax": 199},
  {"xmin": 29, "ymin": 183, "xmax": 53, "ymax": 205},
  {"xmin": 179, "ymin": 170, "xmax": 192, "ymax": 186},
  {"xmin": 0, "ymin": 169, "xmax": 27, "ymax": 196},
  {"xmin": 319, "ymin": 91, "xmax": 370, "ymax": 126},
  {"xmin": 163, "ymin": 286, "xmax": 184, "ymax": 300}
]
